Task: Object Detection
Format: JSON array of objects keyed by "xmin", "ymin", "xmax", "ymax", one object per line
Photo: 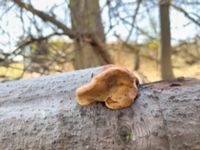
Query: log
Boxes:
[{"xmin": 0, "ymin": 66, "xmax": 200, "ymax": 150}]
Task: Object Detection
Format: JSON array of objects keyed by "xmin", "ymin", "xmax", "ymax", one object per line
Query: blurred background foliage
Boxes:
[{"xmin": 0, "ymin": 0, "xmax": 199, "ymax": 82}]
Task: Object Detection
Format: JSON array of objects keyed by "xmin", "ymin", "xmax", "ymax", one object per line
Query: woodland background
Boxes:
[{"xmin": 0, "ymin": 0, "xmax": 200, "ymax": 82}]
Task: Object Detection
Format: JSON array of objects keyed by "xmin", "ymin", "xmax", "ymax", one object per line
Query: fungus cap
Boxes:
[{"xmin": 75, "ymin": 65, "xmax": 138, "ymax": 109}]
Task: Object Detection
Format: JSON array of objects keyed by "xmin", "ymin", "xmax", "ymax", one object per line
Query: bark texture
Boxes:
[{"xmin": 0, "ymin": 67, "xmax": 200, "ymax": 150}]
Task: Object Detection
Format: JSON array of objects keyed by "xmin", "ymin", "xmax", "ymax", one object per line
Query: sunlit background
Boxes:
[{"xmin": 0, "ymin": 0, "xmax": 199, "ymax": 82}]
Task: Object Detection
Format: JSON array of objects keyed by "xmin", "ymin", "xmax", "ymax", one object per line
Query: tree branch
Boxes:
[
  {"xmin": 172, "ymin": 4, "xmax": 200, "ymax": 27},
  {"xmin": 125, "ymin": 0, "xmax": 142, "ymax": 42},
  {"xmin": 82, "ymin": 34, "xmax": 114, "ymax": 64},
  {"xmin": 16, "ymin": 32, "xmax": 65, "ymax": 51},
  {"xmin": 13, "ymin": 0, "xmax": 76, "ymax": 38}
]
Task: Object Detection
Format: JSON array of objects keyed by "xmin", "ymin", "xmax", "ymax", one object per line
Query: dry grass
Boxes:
[
  {"xmin": 0, "ymin": 63, "xmax": 24, "ymax": 79},
  {"xmin": 109, "ymin": 42, "xmax": 200, "ymax": 82},
  {"xmin": 1, "ymin": 42, "xmax": 200, "ymax": 82}
]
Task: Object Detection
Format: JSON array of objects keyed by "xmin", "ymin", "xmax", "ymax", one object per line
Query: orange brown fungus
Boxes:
[{"xmin": 75, "ymin": 65, "xmax": 138, "ymax": 109}]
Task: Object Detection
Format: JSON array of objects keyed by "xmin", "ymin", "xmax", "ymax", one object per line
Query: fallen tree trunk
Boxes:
[{"xmin": 0, "ymin": 66, "xmax": 200, "ymax": 150}]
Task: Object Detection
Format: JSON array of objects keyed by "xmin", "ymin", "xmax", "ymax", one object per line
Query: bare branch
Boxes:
[
  {"xmin": 13, "ymin": 0, "xmax": 76, "ymax": 38},
  {"xmin": 171, "ymin": 4, "xmax": 200, "ymax": 27},
  {"xmin": 15, "ymin": 32, "xmax": 62, "ymax": 52},
  {"xmin": 87, "ymin": 34, "xmax": 114, "ymax": 64},
  {"xmin": 125, "ymin": 0, "xmax": 142, "ymax": 42}
]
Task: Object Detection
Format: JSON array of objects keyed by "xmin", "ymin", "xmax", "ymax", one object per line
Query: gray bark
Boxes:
[{"xmin": 0, "ymin": 66, "xmax": 200, "ymax": 150}]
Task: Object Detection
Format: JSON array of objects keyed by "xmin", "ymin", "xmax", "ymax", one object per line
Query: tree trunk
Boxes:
[
  {"xmin": 69, "ymin": 0, "xmax": 107, "ymax": 69},
  {"xmin": 133, "ymin": 49, "xmax": 140, "ymax": 71},
  {"xmin": 159, "ymin": 0, "xmax": 174, "ymax": 79},
  {"xmin": 0, "ymin": 66, "xmax": 200, "ymax": 150},
  {"xmin": 13, "ymin": 0, "xmax": 112, "ymax": 70}
]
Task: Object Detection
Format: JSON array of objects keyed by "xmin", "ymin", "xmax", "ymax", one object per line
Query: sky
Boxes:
[{"xmin": 0, "ymin": 0, "xmax": 199, "ymax": 53}]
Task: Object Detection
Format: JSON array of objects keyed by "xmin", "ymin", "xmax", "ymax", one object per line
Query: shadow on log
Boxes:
[{"xmin": 0, "ymin": 66, "xmax": 200, "ymax": 150}]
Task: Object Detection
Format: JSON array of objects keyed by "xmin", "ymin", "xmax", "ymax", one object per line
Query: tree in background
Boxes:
[
  {"xmin": 12, "ymin": 0, "xmax": 112, "ymax": 70},
  {"xmin": 159, "ymin": 0, "xmax": 174, "ymax": 79},
  {"xmin": 69, "ymin": 0, "xmax": 111, "ymax": 69},
  {"xmin": 0, "ymin": 0, "xmax": 200, "ymax": 81}
]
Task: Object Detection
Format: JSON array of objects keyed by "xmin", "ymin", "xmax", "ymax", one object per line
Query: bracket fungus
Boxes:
[{"xmin": 75, "ymin": 65, "xmax": 139, "ymax": 109}]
